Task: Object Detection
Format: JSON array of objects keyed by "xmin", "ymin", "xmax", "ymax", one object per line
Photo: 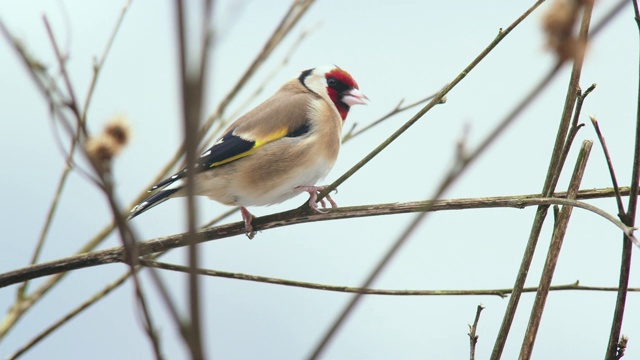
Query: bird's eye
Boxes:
[{"xmin": 327, "ymin": 78, "xmax": 338, "ymax": 87}]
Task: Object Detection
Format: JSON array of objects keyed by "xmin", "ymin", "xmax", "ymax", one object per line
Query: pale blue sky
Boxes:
[{"xmin": 2, "ymin": 1, "xmax": 640, "ymax": 359}]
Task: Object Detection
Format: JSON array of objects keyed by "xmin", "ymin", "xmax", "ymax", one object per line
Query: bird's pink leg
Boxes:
[
  {"xmin": 295, "ymin": 186, "xmax": 338, "ymax": 213},
  {"xmin": 240, "ymin": 207, "xmax": 256, "ymax": 239}
]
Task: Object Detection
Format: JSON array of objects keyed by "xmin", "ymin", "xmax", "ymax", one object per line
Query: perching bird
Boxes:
[{"xmin": 129, "ymin": 65, "xmax": 368, "ymax": 237}]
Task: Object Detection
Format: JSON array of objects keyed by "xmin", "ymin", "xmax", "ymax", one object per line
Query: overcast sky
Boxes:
[{"xmin": 2, "ymin": 0, "xmax": 640, "ymax": 359}]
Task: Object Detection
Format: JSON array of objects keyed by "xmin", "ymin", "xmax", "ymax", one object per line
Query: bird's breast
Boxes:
[{"xmin": 197, "ymin": 135, "xmax": 339, "ymax": 207}]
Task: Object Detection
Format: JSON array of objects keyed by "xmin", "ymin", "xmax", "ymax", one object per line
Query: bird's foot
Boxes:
[
  {"xmin": 295, "ymin": 185, "xmax": 338, "ymax": 213},
  {"xmin": 240, "ymin": 207, "xmax": 256, "ymax": 239}
]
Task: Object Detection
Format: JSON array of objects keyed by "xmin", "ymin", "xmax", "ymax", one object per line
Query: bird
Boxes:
[{"xmin": 128, "ymin": 65, "xmax": 368, "ymax": 238}]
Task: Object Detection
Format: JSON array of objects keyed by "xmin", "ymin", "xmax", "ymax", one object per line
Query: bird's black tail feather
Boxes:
[{"xmin": 127, "ymin": 188, "xmax": 181, "ymax": 220}]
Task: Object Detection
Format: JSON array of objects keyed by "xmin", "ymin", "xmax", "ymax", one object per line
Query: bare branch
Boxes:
[
  {"xmin": 1, "ymin": 187, "xmax": 636, "ymax": 289},
  {"xmin": 140, "ymin": 260, "xmax": 640, "ymax": 296},
  {"xmin": 173, "ymin": 0, "xmax": 213, "ymax": 357},
  {"xmin": 590, "ymin": 116, "xmax": 626, "ymax": 216},
  {"xmin": 81, "ymin": 0, "xmax": 131, "ymax": 124},
  {"xmin": 605, "ymin": 0, "xmax": 640, "ymax": 357},
  {"xmin": 42, "ymin": 16, "xmax": 83, "ymax": 134},
  {"xmin": 520, "ymin": 140, "xmax": 593, "ymax": 359},
  {"xmin": 469, "ymin": 305, "xmax": 485, "ymax": 360}
]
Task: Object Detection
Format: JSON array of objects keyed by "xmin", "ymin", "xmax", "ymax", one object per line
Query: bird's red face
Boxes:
[{"xmin": 324, "ymin": 68, "xmax": 368, "ymax": 121}]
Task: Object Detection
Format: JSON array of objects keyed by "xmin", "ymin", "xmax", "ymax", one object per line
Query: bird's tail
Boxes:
[{"xmin": 128, "ymin": 188, "xmax": 181, "ymax": 220}]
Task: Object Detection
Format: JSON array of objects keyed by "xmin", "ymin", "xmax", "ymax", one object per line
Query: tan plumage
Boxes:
[
  {"xmin": 197, "ymin": 79, "xmax": 342, "ymax": 206},
  {"xmin": 129, "ymin": 65, "xmax": 367, "ymax": 237}
]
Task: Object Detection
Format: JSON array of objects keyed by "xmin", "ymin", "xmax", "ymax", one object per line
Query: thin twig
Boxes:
[
  {"xmin": 141, "ymin": 260, "xmax": 640, "ymax": 296},
  {"xmin": 520, "ymin": 140, "xmax": 593, "ymax": 359},
  {"xmin": 81, "ymin": 0, "xmax": 132, "ymax": 124},
  {"xmin": 605, "ymin": 0, "xmax": 640, "ymax": 358},
  {"xmin": 590, "ymin": 116, "xmax": 626, "ymax": 217},
  {"xmin": 342, "ymin": 91, "xmax": 442, "ymax": 142},
  {"xmin": 469, "ymin": 305, "xmax": 485, "ymax": 360},
  {"xmin": 97, "ymin": 154, "xmax": 163, "ymax": 360},
  {"xmin": 174, "ymin": 0, "xmax": 212, "ymax": 357},
  {"xmin": 573, "ymin": 83, "xmax": 596, "ymax": 127},
  {"xmin": 549, "ymin": 82, "xmax": 595, "ymax": 192},
  {"xmin": 42, "ymin": 16, "xmax": 83, "ymax": 134}
]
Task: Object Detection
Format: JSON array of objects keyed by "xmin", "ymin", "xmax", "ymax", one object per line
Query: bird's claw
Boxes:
[
  {"xmin": 295, "ymin": 185, "xmax": 338, "ymax": 213},
  {"xmin": 240, "ymin": 207, "xmax": 256, "ymax": 239}
]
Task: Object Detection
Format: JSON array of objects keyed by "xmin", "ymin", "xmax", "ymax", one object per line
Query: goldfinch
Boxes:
[{"xmin": 129, "ymin": 65, "xmax": 368, "ymax": 237}]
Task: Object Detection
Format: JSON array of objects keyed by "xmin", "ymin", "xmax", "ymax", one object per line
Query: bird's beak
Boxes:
[{"xmin": 342, "ymin": 88, "xmax": 369, "ymax": 106}]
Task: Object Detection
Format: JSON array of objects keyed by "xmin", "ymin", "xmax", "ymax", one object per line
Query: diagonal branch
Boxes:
[{"xmin": 519, "ymin": 140, "xmax": 593, "ymax": 359}]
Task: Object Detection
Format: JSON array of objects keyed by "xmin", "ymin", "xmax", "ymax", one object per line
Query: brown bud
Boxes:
[
  {"xmin": 85, "ymin": 115, "xmax": 131, "ymax": 166},
  {"xmin": 541, "ymin": 0, "xmax": 587, "ymax": 61},
  {"xmin": 104, "ymin": 115, "xmax": 131, "ymax": 146},
  {"xmin": 85, "ymin": 135, "xmax": 119, "ymax": 164}
]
